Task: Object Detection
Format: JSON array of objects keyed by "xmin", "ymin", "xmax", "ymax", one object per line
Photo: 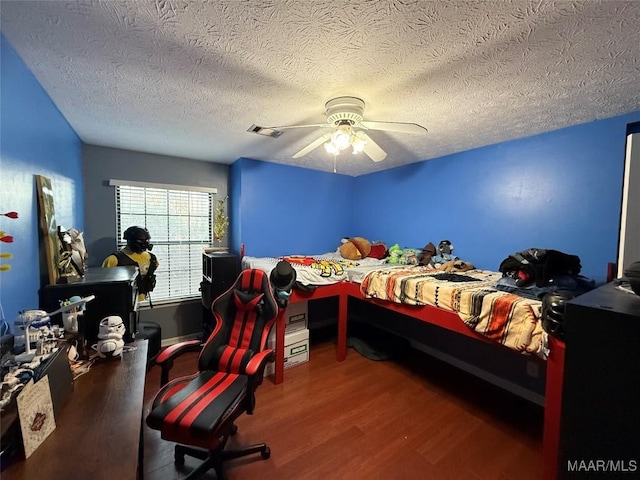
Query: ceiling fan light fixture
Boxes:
[
  {"xmin": 351, "ymin": 136, "xmax": 367, "ymax": 154},
  {"xmin": 331, "ymin": 125, "xmax": 352, "ymax": 150},
  {"xmin": 324, "ymin": 124, "xmax": 368, "ymax": 157},
  {"xmin": 324, "ymin": 141, "xmax": 340, "ymax": 155}
]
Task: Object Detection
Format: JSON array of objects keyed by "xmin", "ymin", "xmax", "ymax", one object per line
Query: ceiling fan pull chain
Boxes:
[{"xmin": 333, "ymin": 154, "xmax": 337, "ymax": 174}]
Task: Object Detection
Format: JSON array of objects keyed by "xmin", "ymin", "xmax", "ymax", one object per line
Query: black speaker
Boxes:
[{"xmin": 201, "ymin": 253, "xmax": 239, "ymax": 338}]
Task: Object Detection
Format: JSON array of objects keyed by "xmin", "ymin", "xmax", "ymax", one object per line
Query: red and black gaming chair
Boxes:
[{"xmin": 146, "ymin": 268, "xmax": 279, "ymax": 479}]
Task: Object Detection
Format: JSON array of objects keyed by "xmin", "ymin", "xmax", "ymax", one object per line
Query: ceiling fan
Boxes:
[{"xmin": 258, "ymin": 96, "xmax": 428, "ymax": 163}]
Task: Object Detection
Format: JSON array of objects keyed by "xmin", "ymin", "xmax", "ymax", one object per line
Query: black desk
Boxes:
[{"xmin": 39, "ymin": 266, "xmax": 139, "ymax": 344}]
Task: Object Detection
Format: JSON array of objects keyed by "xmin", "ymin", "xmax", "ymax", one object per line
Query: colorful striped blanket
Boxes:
[{"xmin": 360, "ymin": 266, "xmax": 548, "ymax": 359}]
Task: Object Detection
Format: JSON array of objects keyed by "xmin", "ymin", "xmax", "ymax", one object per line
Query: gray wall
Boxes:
[{"xmin": 82, "ymin": 145, "xmax": 230, "ymax": 341}]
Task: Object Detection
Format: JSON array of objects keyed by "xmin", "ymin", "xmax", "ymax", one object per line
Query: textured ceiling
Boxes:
[{"xmin": 2, "ymin": 0, "xmax": 639, "ymax": 176}]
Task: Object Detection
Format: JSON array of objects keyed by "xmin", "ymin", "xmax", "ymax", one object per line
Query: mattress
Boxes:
[{"xmin": 360, "ymin": 266, "xmax": 548, "ymax": 358}]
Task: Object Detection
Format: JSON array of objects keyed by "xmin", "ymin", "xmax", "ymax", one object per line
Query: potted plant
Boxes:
[{"xmin": 213, "ymin": 195, "xmax": 229, "ymax": 250}]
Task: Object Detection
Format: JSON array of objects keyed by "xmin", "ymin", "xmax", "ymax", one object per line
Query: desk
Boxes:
[
  {"xmin": 273, "ymin": 283, "xmax": 348, "ymax": 384},
  {"xmin": 2, "ymin": 340, "xmax": 148, "ymax": 480}
]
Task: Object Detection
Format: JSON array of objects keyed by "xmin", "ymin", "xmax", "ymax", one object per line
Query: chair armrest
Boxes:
[
  {"xmin": 155, "ymin": 339, "xmax": 202, "ymax": 386},
  {"xmin": 245, "ymin": 349, "xmax": 274, "ymax": 376},
  {"xmin": 156, "ymin": 339, "xmax": 202, "ymax": 364},
  {"xmin": 246, "ymin": 350, "xmax": 275, "ymax": 399}
]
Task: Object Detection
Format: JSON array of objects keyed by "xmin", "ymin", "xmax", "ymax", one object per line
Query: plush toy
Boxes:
[
  {"xmin": 431, "ymin": 239, "xmax": 458, "ymax": 267},
  {"xmin": 386, "ymin": 244, "xmax": 420, "ymax": 265},
  {"xmin": 418, "ymin": 242, "xmax": 436, "ymax": 266},
  {"xmin": 440, "ymin": 260, "xmax": 475, "ymax": 272},
  {"xmin": 403, "ymin": 248, "xmax": 420, "ymax": 265},
  {"xmin": 339, "ymin": 237, "xmax": 372, "ymax": 260},
  {"xmin": 386, "ymin": 244, "xmax": 403, "ymax": 263}
]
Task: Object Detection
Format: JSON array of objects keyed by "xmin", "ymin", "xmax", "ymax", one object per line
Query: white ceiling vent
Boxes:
[{"xmin": 247, "ymin": 125, "xmax": 283, "ymax": 138}]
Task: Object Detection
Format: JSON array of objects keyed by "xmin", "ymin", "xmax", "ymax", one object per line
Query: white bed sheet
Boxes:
[{"xmin": 242, "ymin": 252, "xmax": 388, "ymax": 286}]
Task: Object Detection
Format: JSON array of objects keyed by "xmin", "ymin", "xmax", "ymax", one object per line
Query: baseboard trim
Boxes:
[{"xmin": 161, "ymin": 333, "xmax": 201, "ymax": 348}]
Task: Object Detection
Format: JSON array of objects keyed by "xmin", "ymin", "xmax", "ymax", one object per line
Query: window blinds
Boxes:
[{"xmin": 115, "ymin": 184, "xmax": 214, "ymax": 303}]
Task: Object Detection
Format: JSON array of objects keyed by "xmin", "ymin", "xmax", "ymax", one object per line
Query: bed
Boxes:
[
  {"xmin": 244, "ymin": 253, "xmax": 548, "ymax": 359},
  {"xmin": 359, "ymin": 265, "xmax": 548, "ymax": 359},
  {"xmin": 242, "ymin": 251, "xmax": 388, "ymax": 286},
  {"xmin": 242, "ymin": 250, "xmax": 565, "ymax": 480}
]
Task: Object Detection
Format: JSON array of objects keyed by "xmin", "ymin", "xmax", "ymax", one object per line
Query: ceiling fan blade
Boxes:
[
  {"xmin": 292, "ymin": 132, "xmax": 333, "ymax": 158},
  {"xmin": 358, "ymin": 132, "xmax": 387, "ymax": 162},
  {"xmin": 360, "ymin": 121, "xmax": 428, "ymax": 135},
  {"xmin": 268, "ymin": 123, "xmax": 331, "ymax": 131}
]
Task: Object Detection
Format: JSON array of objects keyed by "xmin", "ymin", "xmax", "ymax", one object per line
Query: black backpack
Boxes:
[
  {"xmin": 499, "ymin": 248, "xmax": 582, "ymax": 287},
  {"xmin": 114, "ymin": 251, "xmax": 158, "ymax": 296}
]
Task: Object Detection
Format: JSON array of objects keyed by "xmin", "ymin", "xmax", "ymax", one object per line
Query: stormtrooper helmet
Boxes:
[
  {"xmin": 98, "ymin": 316, "xmax": 126, "ymax": 340},
  {"xmin": 96, "ymin": 316, "xmax": 125, "ymax": 358},
  {"xmin": 95, "ymin": 338, "xmax": 125, "ymax": 358}
]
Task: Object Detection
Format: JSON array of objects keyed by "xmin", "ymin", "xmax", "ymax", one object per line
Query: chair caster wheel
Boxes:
[{"xmin": 261, "ymin": 447, "xmax": 271, "ymax": 459}]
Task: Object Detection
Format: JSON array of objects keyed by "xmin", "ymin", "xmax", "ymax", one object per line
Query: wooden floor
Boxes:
[{"xmin": 142, "ymin": 339, "xmax": 543, "ymax": 480}]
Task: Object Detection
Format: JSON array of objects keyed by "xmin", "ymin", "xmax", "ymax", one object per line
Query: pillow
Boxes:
[{"xmin": 368, "ymin": 242, "xmax": 387, "ymax": 259}]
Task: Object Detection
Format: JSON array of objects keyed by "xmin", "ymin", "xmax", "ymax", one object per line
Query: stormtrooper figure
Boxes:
[{"xmin": 95, "ymin": 316, "xmax": 126, "ymax": 358}]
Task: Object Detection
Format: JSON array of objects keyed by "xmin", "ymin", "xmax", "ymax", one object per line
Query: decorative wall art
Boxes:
[
  {"xmin": 35, "ymin": 175, "xmax": 60, "ymax": 285},
  {"xmin": 0, "ymin": 211, "xmax": 18, "ymax": 272}
]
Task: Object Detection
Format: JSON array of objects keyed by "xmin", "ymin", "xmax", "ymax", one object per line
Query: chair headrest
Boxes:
[{"xmin": 234, "ymin": 290, "xmax": 264, "ymax": 311}]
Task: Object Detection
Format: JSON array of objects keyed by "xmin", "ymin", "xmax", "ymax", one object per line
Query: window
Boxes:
[{"xmin": 110, "ymin": 180, "xmax": 217, "ymax": 303}]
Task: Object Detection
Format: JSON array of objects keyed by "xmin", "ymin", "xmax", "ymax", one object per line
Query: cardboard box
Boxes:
[
  {"xmin": 265, "ymin": 328, "xmax": 309, "ymax": 376},
  {"xmin": 285, "ymin": 300, "xmax": 308, "ymax": 333}
]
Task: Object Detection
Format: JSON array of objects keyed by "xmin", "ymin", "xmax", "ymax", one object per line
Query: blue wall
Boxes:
[
  {"xmin": 231, "ymin": 158, "xmax": 353, "ymax": 257},
  {"xmin": 353, "ymin": 112, "xmax": 640, "ymax": 284},
  {"xmin": 0, "ymin": 35, "xmax": 83, "ymax": 328},
  {"xmin": 2, "ymin": 26, "xmax": 638, "ymax": 331}
]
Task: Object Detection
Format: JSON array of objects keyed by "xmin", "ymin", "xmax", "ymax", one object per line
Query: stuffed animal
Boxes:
[
  {"xmin": 386, "ymin": 244, "xmax": 403, "ymax": 263},
  {"xmin": 431, "ymin": 239, "xmax": 458, "ymax": 267},
  {"xmin": 339, "ymin": 237, "xmax": 372, "ymax": 260},
  {"xmin": 440, "ymin": 260, "xmax": 475, "ymax": 272},
  {"xmin": 386, "ymin": 244, "xmax": 420, "ymax": 265},
  {"xmin": 418, "ymin": 242, "xmax": 436, "ymax": 266}
]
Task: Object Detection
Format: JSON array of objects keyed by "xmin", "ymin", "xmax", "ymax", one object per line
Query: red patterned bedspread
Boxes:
[{"xmin": 360, "ymin": 266, "xmax": 548, "ymax": 359}]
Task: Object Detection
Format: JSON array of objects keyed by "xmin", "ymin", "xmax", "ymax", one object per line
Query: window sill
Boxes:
[{"xmin": 137, "ymin": 297, "xmax": 201, "ymax": 309}]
